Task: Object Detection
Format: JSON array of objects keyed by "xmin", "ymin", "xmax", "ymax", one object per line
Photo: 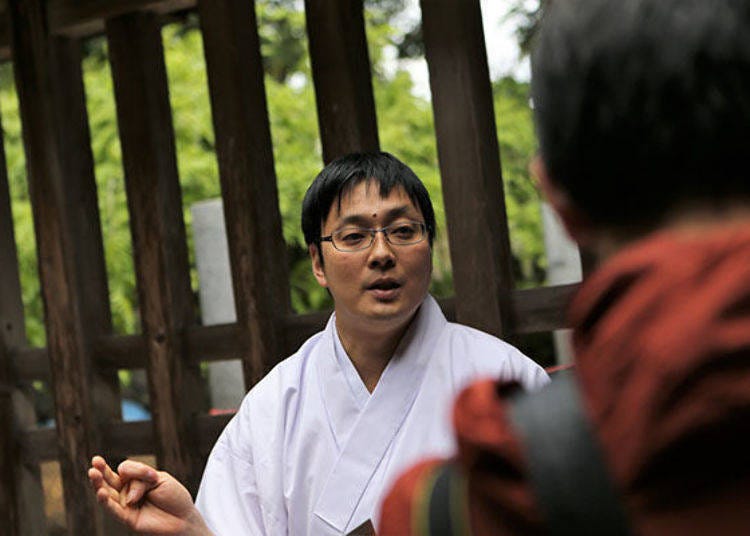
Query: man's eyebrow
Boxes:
[{"xmin": 336, "ymin": 205, "xmax": 415, "ymax": 227}]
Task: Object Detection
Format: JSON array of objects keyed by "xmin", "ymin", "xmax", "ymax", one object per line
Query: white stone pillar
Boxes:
[
  {"xmin": 541, "ymin": 202, "xmax": 582, "ymax": 364},
  {"xmin": 191, "ymin": 199, "xmax": 245, "ymax": 410}
]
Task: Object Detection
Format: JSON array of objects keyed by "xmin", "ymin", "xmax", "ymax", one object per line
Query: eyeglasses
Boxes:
[{"xmin": 320, "ymin": 221, "xmax": 428, "ymax": 252}]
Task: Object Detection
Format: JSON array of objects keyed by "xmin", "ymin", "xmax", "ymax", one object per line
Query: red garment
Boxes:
[{"xmin": 380, "ymin": 224, "xmax": 750, "ymax": 535}]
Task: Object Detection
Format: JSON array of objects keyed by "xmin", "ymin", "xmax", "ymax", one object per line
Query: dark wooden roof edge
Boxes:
[
  {"xmin": 48, "ymin": 0, "xmax": 196, "ymax": 38},
  {"xmin": 0, "ymin": 0, "xmax": 196, "ymax": 61}
]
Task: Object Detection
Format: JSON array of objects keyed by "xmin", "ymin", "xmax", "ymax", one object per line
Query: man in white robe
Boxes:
[
  {"xmin": 196, "ymin": 296, "xmax": 544, "ymax": 535},
  {"xmin": 89, "ymin": 152, "xmax": 547, "ymax": 535}
]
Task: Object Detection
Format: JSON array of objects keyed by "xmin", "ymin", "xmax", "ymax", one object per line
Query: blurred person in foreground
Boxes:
[
  {"xmin": 379, "ymin": 0, "xmax": 750, "ymax": 534},
  {"xmin": 88, "ymin": 152, "xmax": 548, "ymax": 535}
]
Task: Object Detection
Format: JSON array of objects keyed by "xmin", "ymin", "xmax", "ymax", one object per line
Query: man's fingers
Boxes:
[
  {"xmin": 88, "ymin": 468, "xmax": 121, "ymax": 503},
  {"xmin": 117, "ymin": 460, "xmax": 159, "ymax": 486},
  {"xmin": 123, "ymin": 479, "xmax": 150, "ymax": 506},
  {"xmin": 95, "ymin": 487, "xmax": 131, "ymax": 526},
  {"xmin": 91, "ymin": 455, "xmax": 122, "ymax": 490},
  {"xmin": 116, "ymin": 460, "xmax": 160, "ymax": 508}
]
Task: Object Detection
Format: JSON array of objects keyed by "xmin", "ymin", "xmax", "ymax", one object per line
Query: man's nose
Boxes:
[{"xmin": 367, "ymin": 231, "xmax": 395, "ymax": 268}]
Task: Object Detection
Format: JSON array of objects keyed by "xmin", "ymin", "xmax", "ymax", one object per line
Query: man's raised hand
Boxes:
[{"xmin": 88, "ymin": 455, "xmax": 213, "ymax": 536}]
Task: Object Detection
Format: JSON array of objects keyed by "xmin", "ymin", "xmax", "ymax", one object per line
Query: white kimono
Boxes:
[{"xmin": 195, "ymin": 295, "xmax": 548, "ymax": 535}]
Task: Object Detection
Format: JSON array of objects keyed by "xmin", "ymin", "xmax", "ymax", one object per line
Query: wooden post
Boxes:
[
  {"xmin": 421, "ymin": 0, "xmax": 516, "ymax": 339},
  {"xmin": 106, "ymin": 11, "xmax": 204, "ymax": 493},
  {"xmin": 8, "ymin": 1, "xmax": 110, "ymax": 533},
  {"xmin": 198, "ymin": 0, "xmax": 292, "ymax": 388},
  {"xmin": 49, "ymin": 36, "xmax": 129, "ymax": 536},
  {"xmin": 0, "ymin": 108, "xmax": 46, "ymax": 536},
  {"xmin": 48, "ymin": 36, "xmax": 125, "ymax": 438},
  {"xmin": 304, "ymin": 0, "xmax": 379, "ymax": 162},
  {"xmin": 0, "ymin": 345, "xmax": 22, "ymax": 536}
]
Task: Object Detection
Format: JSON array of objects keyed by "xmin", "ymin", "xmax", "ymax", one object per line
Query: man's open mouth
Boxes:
[{"xmin": 366, "ymin": 280, "xmax": 401, "ymax": 291}]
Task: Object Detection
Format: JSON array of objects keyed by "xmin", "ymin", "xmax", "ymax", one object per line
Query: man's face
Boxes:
[{"xmin": 310, "ymin": 181, "xmax": 432, "ymax": 335}]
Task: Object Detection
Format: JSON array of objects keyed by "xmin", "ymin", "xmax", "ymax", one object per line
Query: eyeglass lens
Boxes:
[{"xmin": 332, "ymin": 222, "xmax": 425, "ymax": 251}]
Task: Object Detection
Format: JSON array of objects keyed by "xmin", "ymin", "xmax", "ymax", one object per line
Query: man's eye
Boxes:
[
  {"xmin": 339, "ymin": 231, "xmax": 366, "ymax": 244},
  {"xmin": 391, "ymin": 225, "xmax": 416, "ymax": 238}
]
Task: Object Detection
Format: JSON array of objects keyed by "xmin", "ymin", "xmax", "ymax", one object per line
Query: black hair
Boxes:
[
  {"xmin": 531, "ymin": 0, "xmax": 750, "ymax": 231},
  {"xmin": 301, "ymin": 151, "xmax": 436, "ymax": 248}
]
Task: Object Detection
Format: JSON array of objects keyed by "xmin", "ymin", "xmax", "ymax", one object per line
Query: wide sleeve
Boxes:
[
  {"xmin": 379, "ymin": 379, "xmax": 544, "ymax": 535},
  {"xmin": 508, "ymin": 347, "xmax": 550, "ymax": 392},
  {"xmin": 195, "ymin": 407, "xmax": 284, "ymax": 536}
]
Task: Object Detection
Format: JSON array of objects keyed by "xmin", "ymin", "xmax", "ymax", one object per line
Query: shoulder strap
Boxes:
[
  {"xmin": 508, "ymin": 372, "xmax": 631, "ymax": 535},
  {"xmin": 425, "ymin": 374, "xmax": 630, "ymax": 535},
  {"xmin": 424, "ymin": 463, "xmax": 469, "ymax": 536}
]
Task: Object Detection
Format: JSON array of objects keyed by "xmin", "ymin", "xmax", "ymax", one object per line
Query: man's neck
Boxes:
[{"xmin": 335, "ymin": 316, "xmax": 414, "ymax": 393}]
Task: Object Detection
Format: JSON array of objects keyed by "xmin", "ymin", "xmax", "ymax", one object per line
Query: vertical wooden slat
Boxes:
[
  {"xmin": 106, "ymin": 12, "xmax": 203, "ymax": 493},
  {"xmin": 304, "ymin": 0, "xmax": 379, "ymax": 162},
  {"xmin": 420, "ymin": 0, "xmax": 515, "ymax": 339},
  {"xmin": 0, "ymin": 105, "xmax": 22, "ymax": 535},
  {"xmin": 0, "ymin": 348, "xmax": 21, "ymax": 536},
  {"xmin": 0, "ymin": 113, "xmax": 26, "ymax": 368},
  {"xmin": 48, "ymin": 36, "xmax": 130, "ymax": 536},
  {"xmin": 0, "ymin": 108, "xmax": 46, "ymax": 536},
  {"xmin": 8, "ymin": 1, "xmax": 104, "ymax": 533},
  {"xmin": 48, "ymin": 36, "xmax": 125, "ymax": 440},
  {"xmin": 198, "ymin": 0, "xmax": 291, "ymax": 388}
]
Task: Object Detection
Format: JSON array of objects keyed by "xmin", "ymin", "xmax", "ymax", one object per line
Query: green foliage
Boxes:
[
  {"xmin": 257, "ymin": 3, "xmax": 308, "ymax": 83},
  {"xmin": 0, "ymin": 63, "xmax": 45, "ymax": 346},
  {"xmin": 494, "ymin": 77, "xmax": 546, "ymax": 287},
  {"xmin": 507, "ymin": 0, "xmax": 548, "ymax": 57},
  {"xmin": 82, "ymin": 39, "xmax": 139, "ymax": 336},
  {"xmin": 1, "ymin": 2, "xmax": 545, "ymax": 347}
]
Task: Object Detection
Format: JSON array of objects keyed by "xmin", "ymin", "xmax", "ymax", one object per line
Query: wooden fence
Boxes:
[{"xmin": 0, "ymin": 1, "xmax": 578, "ymax": 534}]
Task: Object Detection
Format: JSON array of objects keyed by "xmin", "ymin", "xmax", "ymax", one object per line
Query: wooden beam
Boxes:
[
  {"xmin": 106, "ymin": 11, "xmax": 203, "ymax": 494},
  {"xmin": 0, "ymin": 103, "xmax": 45, "ymax": 536},
  {"xmin": 198, "ymin": 0, "xmax": 292, "ymax": 387},
  {"xmin": 47, "ymin": 0, "xmax": 196, "ymax": 37},
  {"xmin": 304, "ymin": 0, "xmax": 379, "ymax": 162},
  {"xmin": 12, "ymin": 284, "xmax": 579, "ymax": 384},
  {"xmin": 23, "ymin": 412, "xmax": 234, "ymax": 463},
  {"xmin": 0, "ymin": 0, "xmax": 196, "ymax": 59},
  {"xmin": 9, "ymin": 348, "xmax": 47, "ymax": 383},
  {"xmin": 8, "ymin": 1, "xmax": 103, "ymax": 532},
  {"xmin": 421, "ymin": 0, "xmax": 516, "ymax": 339},
  {"xmin": 95, "ymin": 323, "xmax": 243, "ymax": 371},
  {"xmin": 510, "ymin": 284, "xmax": 578, "ymax": 334}
]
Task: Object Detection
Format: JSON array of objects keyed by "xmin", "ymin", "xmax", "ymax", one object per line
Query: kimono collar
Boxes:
[{"xmin": 314, "ymin": 294, "xmax": 448, "ymax": 533}]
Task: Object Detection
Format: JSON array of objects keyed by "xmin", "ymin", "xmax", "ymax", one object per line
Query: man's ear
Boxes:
[
  {"xmin": 309, "ymin": 243, "xmax": 328, "ymax": 288},
  {"xmin": 530, "ymin": 155, "xmax": 593, "ymax": 246}
]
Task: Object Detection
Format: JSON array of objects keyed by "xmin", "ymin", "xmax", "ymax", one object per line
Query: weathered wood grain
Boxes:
[
  {"xmin": 47, "ymin": 0, "xmax": 195, "ymax": 37},
  {"xmin": 9, "ymin": 1, "xmax": 104, "ymax": 532},
  {"xmin": 421, "ymin": 0, "xmax": 516, "ymax": 340},
  {"xmin": 304, "ymin": 0, "xmax": 379, "ymax": 162},
  {"xmin": 106, "ymin": 11, "xmax": 203, "ymax": 494},
  {"xmin": 198, "ymin": 0, "xmax": 291, "ymax": 387},
  {"xmin": 0, "ymin": 102, "xmax": 46, "ymax": 536}
]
